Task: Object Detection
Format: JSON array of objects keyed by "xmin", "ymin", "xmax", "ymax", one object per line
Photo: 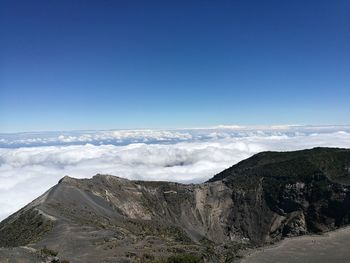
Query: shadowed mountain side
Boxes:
[{"xmin": 1, "ymin": 147, "xmax": 350, "ymax": 262}]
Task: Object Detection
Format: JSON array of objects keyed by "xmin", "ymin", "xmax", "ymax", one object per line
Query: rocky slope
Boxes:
[{"xmin": 0, "ymin": 147, "xmax": 350, "ymax": 262}]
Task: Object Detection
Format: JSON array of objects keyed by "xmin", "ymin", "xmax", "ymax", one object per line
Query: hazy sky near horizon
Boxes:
[{"xmin": 1, "ymin": 0, "xmax": 350, "ymax": 132}]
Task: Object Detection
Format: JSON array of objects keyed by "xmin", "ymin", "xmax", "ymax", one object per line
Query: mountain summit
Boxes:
[{"xmin": 1, "ymin": 147, "xmax": 350, "ymax": 262}]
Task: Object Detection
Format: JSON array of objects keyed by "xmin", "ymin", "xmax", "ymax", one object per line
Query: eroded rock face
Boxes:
[
  {"xmin": 1, "ymin": 147, "xmax": 350, "ymax": 262},
  {"xmin": 211, "ymin": 147, "xmax": 350, "ymax": 245}
]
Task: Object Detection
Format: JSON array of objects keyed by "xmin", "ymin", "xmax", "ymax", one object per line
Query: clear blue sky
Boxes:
[{"xmin": 1, "ymin": 0, "xmax": 349, "ymax": 132}]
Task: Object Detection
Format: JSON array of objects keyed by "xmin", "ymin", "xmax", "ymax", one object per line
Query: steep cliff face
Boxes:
[
  {"xmin": 210, "ymin": 147, "xmax": 350, "ymax": 244},
  {"xmin": 1, "ymin": 147, "xmax": 350, "ymax": 262}
]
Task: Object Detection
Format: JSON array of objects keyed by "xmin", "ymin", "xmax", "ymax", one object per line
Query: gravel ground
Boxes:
[{"xmin": 242, "ymin": 226, "xmax": 350, "ymax": 263}]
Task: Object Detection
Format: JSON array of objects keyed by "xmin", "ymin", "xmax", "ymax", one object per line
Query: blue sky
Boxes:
[{"xmin": 1, "ymin": 0, "xmax": 349, "ymax": 132}]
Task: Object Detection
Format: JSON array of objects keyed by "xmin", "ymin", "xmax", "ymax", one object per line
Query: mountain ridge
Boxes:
[{"xmin": 1, "ymin": 147, "xmax": 350, "ymax": 262}]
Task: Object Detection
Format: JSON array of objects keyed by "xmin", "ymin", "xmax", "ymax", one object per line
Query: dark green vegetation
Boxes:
[
  {"xmin": 210, "ymin": 147, "xmax": 350, "ymax": 184},
  {"xmin": 167, "ymin": 254, "xmax": 203, "ymax": 263},
  {"xmin": 137, "ymin": 254, "xmax": 203, "ymax": 263},
  {"xmin": 40, "ymin": 246, "xmax": 58, "ymax": 257},
  {"xmin": 0, "ymin": 147, "xmax": 349, "ymax": 263},
  {"xmin": 0, "ymin": 208, "xmax": 53, "ymax": 247}
]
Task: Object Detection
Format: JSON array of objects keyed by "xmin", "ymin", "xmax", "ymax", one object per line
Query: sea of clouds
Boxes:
[{"xmin": 1, "ymin": 125, "xmax": 350, "ymax": 221}]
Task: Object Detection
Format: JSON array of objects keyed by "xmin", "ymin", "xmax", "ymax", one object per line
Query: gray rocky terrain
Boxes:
[
  {"xmin": 1, "ymin": 147, "xmax": 350, "ymax": 262},
  {"xmin": 242, "ymin": 226, "xmax": 350, "ymax": 263}
]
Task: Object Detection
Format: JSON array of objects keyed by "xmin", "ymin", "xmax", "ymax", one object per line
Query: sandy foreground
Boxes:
[{"xmin": 242, "ymin": 226, "xmax": 350, "ymax": 263}]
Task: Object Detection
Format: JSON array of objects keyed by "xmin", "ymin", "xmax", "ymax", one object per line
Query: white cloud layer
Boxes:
[
  {"xmin": 1, "ymin": 126, "xmax": 350, "ymax": 221},
  {"xmin": 1, "ymin": 125, "xmax": 349, "ymax": 148}
]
